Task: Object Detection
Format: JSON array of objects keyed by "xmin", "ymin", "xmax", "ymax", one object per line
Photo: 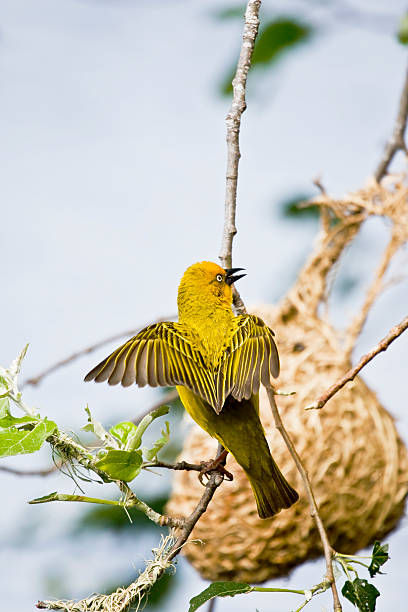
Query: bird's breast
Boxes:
[{"xmin": 183, "ymin": 312, "xmax": 234, "ymax": 371}]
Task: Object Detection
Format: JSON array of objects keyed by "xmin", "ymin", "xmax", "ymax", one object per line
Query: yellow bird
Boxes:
[{"xmin": 85, "ymin": 261, "xmax": 298, "ymax": 518}]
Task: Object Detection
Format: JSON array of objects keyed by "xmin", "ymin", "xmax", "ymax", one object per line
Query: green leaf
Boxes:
[
  {"xmin": 29, "ymin": 491, "xmax": 59, "ymax": 504},
  {"xmin": 189, "ymin": 582, "xmax": 253, "ymax": 612},
  {"xmin": 0, "ymin": 376, "xmax": 10, "ymax": 397},
  {"xmin": 397, "ymin": 13, "xmax": 408, "ymax": 44},
  {"xmin": 143, "ymin": 421, "xmax": 170, "ymax": 461},
  {"xmin": 0, "ymin": 398, "xmax": 10, "ymax": 418},
  {"xmin": 109, "ymin": 421, "xmax": 138, "ymax": 448},
  {"xmin": 341, "ymin": 578, "xmax": 380, "ymax": 612},
  {"xmin": 368, "ymin": 541, "xmax": 389, "ymax": 577},
  {"xmin": 252, "ymin": 19, "xmax": 311, "ymax": 66},
  {"xmin": 8, "ymin": 344, "xmax": 29, "ymax": 381},
  {"xmin": 221, "ymin": 18, "xmax": 312, "ymax": 95},
  {"xmin": 127, "ymin": 405, "xmax": 170, "ymax": 451},
  {"xmin": 0, "ymin": 414, "xmax": 39, "ymax": 429},
  {"xmin": 74, "ymin": 494, "xmax": 169, "ymax": 533},
  {"xmin": 95, "ymin": 449, "xmax": 143, "ymax": 481},
  {"xmin": 0, "ymin": 418, "xmax": 57, "ymax": 457},
  {"xmin": 280, "ymin": 193, "xmax": 317, "ymax": 219},
  {"xmin": 213, "ymin": 5, "xmax": 246, "ymax": 20},
  {"xmin": 82, "ymin": 405, "xmax": 115, "ymax": 445}
]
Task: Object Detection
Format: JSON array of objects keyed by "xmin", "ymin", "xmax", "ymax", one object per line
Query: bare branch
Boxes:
[
  {"xmin": 374, "ymin": 64, "xmax": 408, "ymax": 182},
  {"xmin": 22, "ymin": 315, "xmax": 176, "ymax": 389},
  {"xmin": 265, "ymin": 388, "xmax": 342, "ymax": 612},
  {"xmin": 217, "ymin": 1, "xmax": 343, "ymax": 609},
  {"xmin": 307, "ymin": 314, "xmax": 408, "ymax": 411},
  {"xmin": 165, "ymin": 471, "xmax": 224, "ymax": 569},
  {"xmin": 143, "ymin": 459, "xmax": 202, "ymax": 472},
  {"xmin": 37, "ymin": 472, "xmax": 225, "ymax": 611},
  {"xmin": 344, "ymin": 231, "xmax": 401, "ymax": 358},
  {"xmin": 46, "ymin": 430, "xmax": 183, "ymax": 529},
  {"xmin": 0, "ymin": 464, "xmax": 59, "ymax": 477},
  {"xmin": 21, "ymin": 329, "xmax": 140, "ymax": 388},
  {"xmin": 219, "ymin": 0, "xmax": 261, "ymax": 315}
]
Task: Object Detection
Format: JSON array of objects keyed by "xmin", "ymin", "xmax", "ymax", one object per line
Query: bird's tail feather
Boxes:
[{"xmin": 248, "ymin": 463, "xmax": 299, "ymax": 519}]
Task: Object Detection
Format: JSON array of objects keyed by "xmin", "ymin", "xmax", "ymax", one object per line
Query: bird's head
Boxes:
[{"xmin": 177, "ymin": 261, "xmax": 245, "ymax": 320}]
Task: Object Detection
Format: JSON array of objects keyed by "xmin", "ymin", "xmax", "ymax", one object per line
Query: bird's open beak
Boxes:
[{"xmin": 225, "ymin": 267, "xmax": 246, "ymax": 285}]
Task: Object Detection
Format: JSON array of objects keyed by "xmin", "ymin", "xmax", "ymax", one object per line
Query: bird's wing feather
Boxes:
[
  {"xmin": 84, "ymin": 322, "xmax": 218, "ymax": 407},
  {"xmin": 214, "ymin": 315, "xmax": 280, "ymax": 412}
]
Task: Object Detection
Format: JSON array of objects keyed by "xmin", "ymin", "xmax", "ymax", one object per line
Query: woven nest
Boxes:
[{"xmin": 166, "ymin": 177, "xmax": 408, "ymax": 583}]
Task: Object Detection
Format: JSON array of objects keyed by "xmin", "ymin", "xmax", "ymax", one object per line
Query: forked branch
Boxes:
[
  {"xmin": 307, "ymin": 314, "xmax": 408, "ymax": 411},
  {"xmin": 374, "ymin": 63, "xmax": 408, "ymax": 181}
]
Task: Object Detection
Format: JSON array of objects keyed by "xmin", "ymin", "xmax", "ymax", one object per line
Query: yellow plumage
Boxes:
[{"xmin": 85, "ymin": 261, "xmax": 298, "ymax": 518}]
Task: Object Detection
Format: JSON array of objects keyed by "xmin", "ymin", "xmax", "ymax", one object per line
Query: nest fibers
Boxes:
[{"xmin": 166, "ymin": 177, "xmax": 408, "ymax": 582}]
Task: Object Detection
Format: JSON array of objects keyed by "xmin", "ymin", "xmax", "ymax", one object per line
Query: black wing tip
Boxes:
[{"xmin": 84, "ymin": 371, "xmax": 96, "ymax": 383}]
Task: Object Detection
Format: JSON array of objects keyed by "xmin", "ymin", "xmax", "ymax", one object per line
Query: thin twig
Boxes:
[
  {"xmin": 21, "ymin": 315, "xmax": 176, "ymax": 389},
  {"xmin": 21, "ymin": 329, "xmax": 140, "ymax": 388},
  {"xmin": 143, "ymin": 459, "xmax": 202, "ymax": 472},
  {"xmin": 215, "ymin": 0, "xmax": 343, "ymax": 609},
  {"xmin": 0, "ymin": 464, "xmax": 59, "ymax": 477},
  {"xmin": 207, "ymin": 595, "xmax": 217, "ymax": 612},
  {"xmin": 217, "ymin": 1, "xmax": 342, "ymax": 609},
  {"xmin": 307, "ymin": 314, "xmax": 408, "ymax": 411},
  {"xmin": 167, "ymin": 471, "xmax": 224, "ymax": 561},
  {"xmin": 219, "ymin": 0, "xmax": 261, "ymax": 315},
  {"xmin": 36, "ymin": 472, "xmax": 225, "ymax": 612},
  {"xmin": 344, "ymin": 232, "xmax": 401, "ymax": 358},
  {"xmin": 374, "ymin": 64, "xmax": 408, "ymax": 181},
  {"xmin": 47, "ymin": 430, "xmax": 183, "ymax": 529},
  {"xmin": 266, "ymin": 388, "xmax": 342, "ymax": 612}
]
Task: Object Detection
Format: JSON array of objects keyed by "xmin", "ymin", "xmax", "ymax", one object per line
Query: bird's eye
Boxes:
[{"xmin": 216, "ymin": 274, "xmax": 223, "ymax": 282}]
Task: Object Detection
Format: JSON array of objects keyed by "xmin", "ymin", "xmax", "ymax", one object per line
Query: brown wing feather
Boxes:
[
  {"xmin": 217, "ymin": 315, "xmax": 280, "ymax": 409},
  {"xmin": 84, "ymin": 322, "xmax": 218, "ymax": 408},
  {"xmin": 85, "ymin": 316, "xmax": 279, "ymax": 414}
]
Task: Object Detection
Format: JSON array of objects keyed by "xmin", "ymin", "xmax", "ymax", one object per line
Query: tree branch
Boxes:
[
  {"xmin": 307, "ymin": 314, "xmax": 408, "ymax": 411},
  {"xmin": 21, "ymin": 328, "xmax": 140, "ymax": 388},
  {"xmin": 266, "ymin": 388, "xmax": 342, "ymax": 612},
  {"xmin": 0, "ymin": 463, "xmax": 59, "ymax": 477},
  {"xmin": 343, "ymin": 230, "xmax": 401, "ymax": 358},
  {"xmin": 219, "ymin": 0, "xmax": 261, "ymax": 315},
  {"xmin": 21, "ymin": 315, "xmax": 175, "ymax": 389},
  {"xmin": 45, "ymin": 430, "xmax": 184, "ymax": 529},
  {"xmin": 143, "ymin": 459, "xmax": 203, "ymax": 472},
  {"xmin": 216, "ymin": 1, "xmax": 342, "ymax": 609},
  {"xmin": 36, "ymin": 472, "xmax": 225, "ymax": 612},
  {"xmin": 374, "ymin": 63, "xmax": 408, "ymax": 182}
]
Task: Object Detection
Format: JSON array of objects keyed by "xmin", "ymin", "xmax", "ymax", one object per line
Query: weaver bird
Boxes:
[{"xmin": 85, "ymin": 261, "xmax": 298, "ymax": 518}]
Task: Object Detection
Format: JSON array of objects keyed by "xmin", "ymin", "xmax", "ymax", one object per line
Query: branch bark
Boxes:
[
  {"xmin": 266, "ymin": 388, "xmax": 342, "ymax": 612},
  {"xmin": 217, "ymin": 2, "xmax": 343, "ymax": 609},
  {"xmin": 219, "ymin": 0, "xmax": 261, "ymax": 315},
  {"xmin": 374, "ymin": 64, "xmax": 408, "ymax": 181}
]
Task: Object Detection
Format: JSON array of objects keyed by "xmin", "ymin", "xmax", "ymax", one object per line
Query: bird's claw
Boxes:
[{"xmin": 198, "ymin": 450, "xmax": 233, "ymax": 485}]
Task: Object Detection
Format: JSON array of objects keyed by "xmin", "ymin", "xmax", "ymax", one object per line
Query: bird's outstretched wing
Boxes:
[
  {"xmin": 84, "ymin": 316, "xmax": 279, "ymax": 414},
  {"xmin": 214, "ymin": 315, "xmax": 280, "ymax": 412},
  {"xmin": 84, "ymin": 322, "xmax": 218, "ymax": 408}
]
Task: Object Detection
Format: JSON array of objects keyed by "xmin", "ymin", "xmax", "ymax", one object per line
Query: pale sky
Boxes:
[{"xmin": 2, "ymin": 1, "xmax": 408, "ymax": 610}]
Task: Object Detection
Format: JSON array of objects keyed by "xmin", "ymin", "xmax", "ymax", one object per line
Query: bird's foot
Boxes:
[{"xmin": 198, "ymin": 449, "xmax": 233, "ymax": 485}]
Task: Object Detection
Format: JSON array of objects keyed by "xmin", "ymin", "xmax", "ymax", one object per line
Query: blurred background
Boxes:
[{"xmin": 2, "ymin": 0, "xmax": 408, "ymax": 610}]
